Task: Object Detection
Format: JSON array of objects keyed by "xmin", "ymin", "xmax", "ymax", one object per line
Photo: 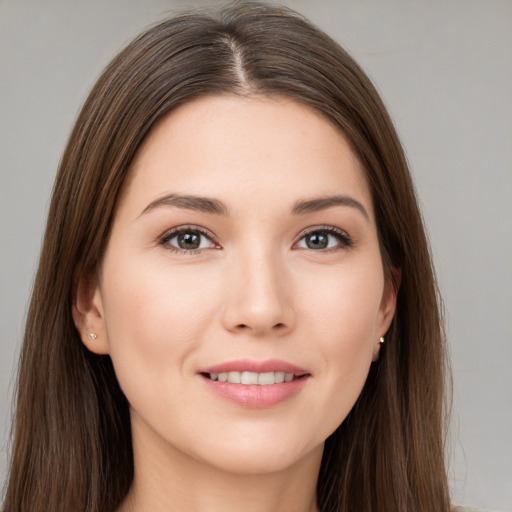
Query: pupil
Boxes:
[
  {"xmin": 178, "ymin": 232, "xmax": 200, "ymax": 249},
  {"xmin": 307, "ymin": 232, "xmax": 328, "ymax": 249}
]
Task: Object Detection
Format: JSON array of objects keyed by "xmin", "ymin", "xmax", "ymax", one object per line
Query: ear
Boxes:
[
  {"xmin": 372, "ymin": 266, "xmax": 401, "ymax": 362},
  {"xmin": 72, "ymin": 271, "xmax": 110, "ymax": 354}
]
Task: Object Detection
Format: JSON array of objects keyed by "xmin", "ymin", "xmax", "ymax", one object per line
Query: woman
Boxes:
[{"xmin": 3, "ymin": 3, "xmax": 452, "ymax": 511}]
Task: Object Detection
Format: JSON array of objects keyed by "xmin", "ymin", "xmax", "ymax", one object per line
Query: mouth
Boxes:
[
  {"xmin": 198, "ymin": 359, "xmax": 310, "ymax": 408},
  {"xmin": 201, "ymin": 371, "xmax": 306, "ymax": 385}
]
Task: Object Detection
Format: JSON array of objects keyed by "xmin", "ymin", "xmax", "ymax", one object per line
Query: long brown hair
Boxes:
[{"xmin": 3, "ymin": 3, "xmax": 451, "ymax": 511}]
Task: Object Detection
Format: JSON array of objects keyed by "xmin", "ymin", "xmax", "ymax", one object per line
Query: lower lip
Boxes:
[{"xmin": 200, "ymin": 375, "xmax": 309, "ymax": 409}]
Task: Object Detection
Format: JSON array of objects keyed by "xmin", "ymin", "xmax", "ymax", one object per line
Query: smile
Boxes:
[
  {"xmin": 199, "ymin": 359, "xmax": 310, "ymax": 408},
  {"xmin": 205, "ymin": 371, "xmax": 298, "ymax": 385}
]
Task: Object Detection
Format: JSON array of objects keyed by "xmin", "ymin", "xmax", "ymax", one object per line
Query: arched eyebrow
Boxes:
[
  {"xmin": 140, "ymin": 193, "xmax": 368, "ymax": 220},
  {"xmin": 140, "ymin": 194, "xmax": 230, "ymax": 216},
  {"xmin": 291, "ymin": 195, "xmax": 369, "ymax": 220}
]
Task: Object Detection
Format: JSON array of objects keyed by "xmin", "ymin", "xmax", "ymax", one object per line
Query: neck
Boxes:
[{"xmin": 118, "ymin": 421, "xmax": 323, "ymax": 512}]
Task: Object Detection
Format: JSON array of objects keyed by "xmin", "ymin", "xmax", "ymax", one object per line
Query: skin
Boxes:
[{"xmin": 74, "ymin": 95, "xmax": 397, "ymax": 512}]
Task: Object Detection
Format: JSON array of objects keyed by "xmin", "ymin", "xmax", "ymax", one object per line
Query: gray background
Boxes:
[{"xmin": 1, "ymin": 1, "xmax": 511, "ymax": 510}]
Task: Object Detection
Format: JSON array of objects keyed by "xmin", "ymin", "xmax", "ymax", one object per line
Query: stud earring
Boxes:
[
  {"xmin": 379, "ymin": 336, "xmax": 385, "ymax": 344},
  {"xmin": 87, "ymin": 332, "xmax": 97, "ymax": 341}
]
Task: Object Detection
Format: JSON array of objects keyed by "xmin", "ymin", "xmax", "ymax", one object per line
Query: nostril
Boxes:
[{"xmin": 234, "ymin": 322, "xmax": 287, "ymax": 332}]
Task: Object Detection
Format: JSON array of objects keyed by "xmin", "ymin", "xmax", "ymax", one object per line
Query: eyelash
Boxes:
[
  {"xmin": 159, "ymin": 225, "xmax": 353, "ymax": 255},
  {"xmin": 295, "ymin": 225, "xmax": 353, "ymax": 252},
  {"xmin": 159, "ymin": 225, "xmax": 219, "ymax": 255}
]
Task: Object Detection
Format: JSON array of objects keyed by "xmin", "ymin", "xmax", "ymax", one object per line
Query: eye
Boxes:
[
  {"xmin": 160, "ymin": 227, "xmax": 218, "ymax": 253},
  {"xmin": 295, "ymin": 227, "xmax": 352, "ymax": 251}
]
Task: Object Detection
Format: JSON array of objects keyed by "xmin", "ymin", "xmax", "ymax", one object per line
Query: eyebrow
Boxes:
[
  {"xmin": 140, "ymin": 193, "xmax": 229, "ymax": 216},
  {"xmin": 291, "ymin": 195, "xmax": 369, "ymax": 220},
  {"xmin": 140, "ymin": 193, "xmax": 368, "ymax": 219}
]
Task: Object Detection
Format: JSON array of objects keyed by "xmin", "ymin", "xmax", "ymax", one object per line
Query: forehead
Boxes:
[{"xmin": 123, "ymin": 94, "xmax": 373, "ymax": 219}]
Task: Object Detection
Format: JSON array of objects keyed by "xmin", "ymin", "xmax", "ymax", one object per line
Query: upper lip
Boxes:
[{"xmin": 199, "ymin": 359, "xmax": 309, "ymax": 375}]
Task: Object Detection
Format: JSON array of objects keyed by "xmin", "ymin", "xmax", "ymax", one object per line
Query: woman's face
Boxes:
[{"xmin": 79, "ymin": 95, "xmax": 396, "ymax": 476}]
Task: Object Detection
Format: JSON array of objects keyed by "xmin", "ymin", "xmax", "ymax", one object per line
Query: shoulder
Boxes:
[{"xmin": 452, "ymin": 507, "xmax": 483, "ymax": 512}]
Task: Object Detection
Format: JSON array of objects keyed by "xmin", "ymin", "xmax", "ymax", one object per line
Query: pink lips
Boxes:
[
  {"xmin": 200, "ymin": 359, "xmax": 308, "ymax": 375},
  {"xmin": 198, "ymin": 359, "xmax": 310, "ymax": 409}
]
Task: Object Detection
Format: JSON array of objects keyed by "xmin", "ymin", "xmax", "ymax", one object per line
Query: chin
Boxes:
[
  {"xmin": 202, "ymin": 442, "xmax": 323, "ymax": 476},
  {"xmin": 180, "ymin": 423, "xmax": 327, "ymax": 477}
]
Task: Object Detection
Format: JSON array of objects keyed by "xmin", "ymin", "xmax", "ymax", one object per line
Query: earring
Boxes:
[
  {"xmin": 379, "ymin": 336, "xmax": 385, "ymax": 344},
  {"xmin": 87, "ymin": 332, "xmax": 98, "ymax": 341}
]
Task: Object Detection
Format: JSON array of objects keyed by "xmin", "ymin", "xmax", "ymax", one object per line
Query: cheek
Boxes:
[
  {"xmin": 103, "ymin": 256, "xmax": 218, "ymax": 338},
  {"xmin": 99, "ymin": 257, "xmax": 221, "ymax": 394},
  {"xmin": 298, "ymin": 266, "xmax": 383, "ymax": 428},
  {"xmin": 301, "ymin": 264, "xmax": 384, "ymax": 349}
]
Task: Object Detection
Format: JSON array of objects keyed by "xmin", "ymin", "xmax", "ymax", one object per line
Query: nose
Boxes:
[{"xmin": 221, "ymin": 249, "xmax": 295, "ymax": 337}]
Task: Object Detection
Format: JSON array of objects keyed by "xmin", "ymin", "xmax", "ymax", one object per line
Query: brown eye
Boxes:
[
  {"xmin": 162, "ymin": 228, "xmax": 216, "ymax": 252},
  {"xmin": 177, "ymin": 231, "xmax": 202, "ymax": 250}
]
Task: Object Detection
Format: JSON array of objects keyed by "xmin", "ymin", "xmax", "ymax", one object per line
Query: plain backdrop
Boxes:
[{"xmin": 1, "ymin": 1, "xmax": 511, "ymax": 510}]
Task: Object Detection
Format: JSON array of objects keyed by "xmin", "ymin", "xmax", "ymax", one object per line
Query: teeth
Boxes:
[
  {"xmin": 258, "ymin": 372, "xmax": 274, "ymax": 385},
  {"xmin": 208, "ymin": 371, "xmax": 297, "ymax": 385},
  {"xmin": 227, "ymin": 371, "xmax": 241, "ymax": 383},
  {"xmin": 241, "ymin": 371, "xmax": 258, "ymax": 385}
]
